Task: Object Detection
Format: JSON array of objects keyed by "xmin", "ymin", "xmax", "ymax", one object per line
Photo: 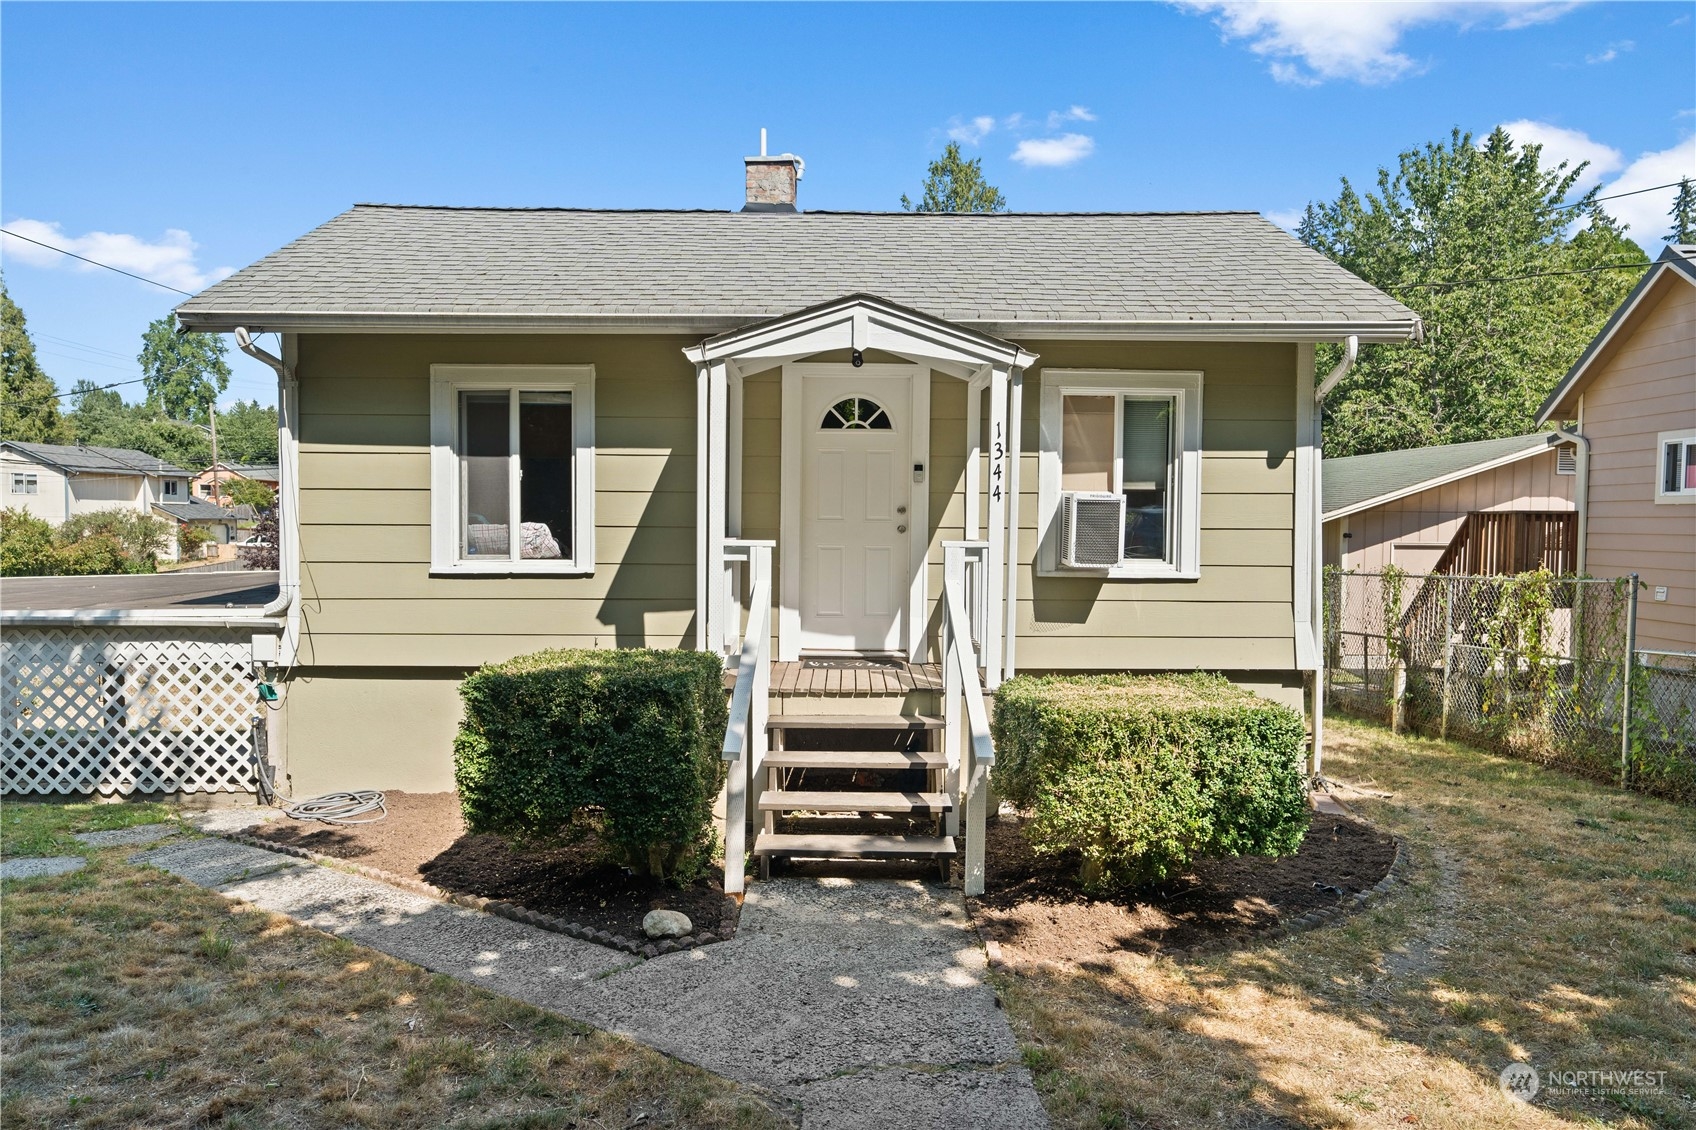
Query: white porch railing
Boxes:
[
  {"xmin": 719, "ymin": 539, "xmax": 774, "ymax": 896},
  {"xmin": 942, "ymin": 540, "xmax": 997, "ymax": 896}
]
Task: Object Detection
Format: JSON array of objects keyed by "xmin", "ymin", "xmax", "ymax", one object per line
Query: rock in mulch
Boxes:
[
  {"xmin": 1, "ymin": 856, "xmax": 87, "ymax": 880},
  {"xmin": 74, "ymin": 823, "xmax": 180, "ymax": 848},
  {"xmin": 643, "ymin": 909, "xmax": 693, "ymax": 938}
]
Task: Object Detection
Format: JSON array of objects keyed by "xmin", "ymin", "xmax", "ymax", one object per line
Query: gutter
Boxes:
[{"xmin": 234, "ymin": 327, "xmax": 302, "ymax": 645}]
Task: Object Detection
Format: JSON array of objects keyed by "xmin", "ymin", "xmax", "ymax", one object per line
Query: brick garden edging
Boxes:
[
  {"xmin": 214, "ymin": 828, "xmax": 740, "ymax": 959},
  {"xmin": 970, "ymin": 795, "xmax": 1407, "ymax": 973}
]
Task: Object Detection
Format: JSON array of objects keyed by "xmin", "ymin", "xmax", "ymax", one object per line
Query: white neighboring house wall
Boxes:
[{"xmin": 1, "ymin": 448, "xmax": 198, "ymax": 561}]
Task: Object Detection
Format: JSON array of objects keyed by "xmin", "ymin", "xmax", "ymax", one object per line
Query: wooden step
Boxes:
[
  {"xmin": 764, "ymin": 750, "xmax": 946, "ymax": 770},
  {"xmin": 768, "ymin": 713, "xmax": 944, "ymax": 731},
  {"xmin": 752, "ymin": 832, "xmax": 957, "ymax": 858},
  {"xmin": 758, "ymin": 790, "xmax": 953, "ymax": 813}
]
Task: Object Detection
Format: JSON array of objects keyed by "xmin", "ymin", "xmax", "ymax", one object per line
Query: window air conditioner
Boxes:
[{"xmin": 1060, "ymin": 491, "xmax": 1124, "ymax": 569}]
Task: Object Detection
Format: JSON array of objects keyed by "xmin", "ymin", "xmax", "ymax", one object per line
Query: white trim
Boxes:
[
  {"xmin": 429, "ymin": 364, "xmax": 596, "ymax": 575},
  {"xmin": 984, "ymin": 365, "xmax": 1008, "ymax": 687},
  {"xmin": 1322, "ymin": 439, "xmax": 1557, "ymax": 521},
  {"xmin": 779, "ymin": 362, "xmax": 926, "ymax": 661},
  {"xmin": 1654, "ymin": 429, "xmax": 1696, "ymax": 505},
  {"xmin": 1293, "ymin": 345, "xmax": 1319, "ymax": 672},
  {"xmin": 1537, "ymin": 259, "xmax": 1696, "ymax": 424},
  {"xmin": 183, "ymin": 311, "xmax": 1420, "ymax": 343},
  {"xmin": 695, "ymin": 363, "xmax": 710, "ymax": 650},
  {"xmin": 1036, "ymin": 369, "xmax": 1204, "ymax": 580}
]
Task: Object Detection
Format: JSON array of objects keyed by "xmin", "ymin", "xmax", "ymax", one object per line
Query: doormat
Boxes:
[{"xmin": 801, "ymin": 657, "xmax": 906, "ymax": 670}]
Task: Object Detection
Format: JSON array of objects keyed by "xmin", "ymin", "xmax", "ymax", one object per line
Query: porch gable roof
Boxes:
[{"xmin": 682, "ymin": 293, "xmax": 1038, "ymax": 377}]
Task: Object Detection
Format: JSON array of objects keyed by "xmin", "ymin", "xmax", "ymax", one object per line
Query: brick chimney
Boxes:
[{"xmin": 744, "ymin": 128, "xmax": 804, "ymax": 212}]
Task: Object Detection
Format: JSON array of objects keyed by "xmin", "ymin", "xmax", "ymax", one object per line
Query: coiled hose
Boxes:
[{"xmin": 252, "ymin": 747, "xmax": 387, "ymax": 824}]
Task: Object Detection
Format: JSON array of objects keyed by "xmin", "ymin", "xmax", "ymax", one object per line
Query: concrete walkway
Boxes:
[{"xmin": 132, "ymin": 834, "xmax": 1047, "ymax": 1129}]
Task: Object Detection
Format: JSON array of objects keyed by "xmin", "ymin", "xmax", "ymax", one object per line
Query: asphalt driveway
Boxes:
[{"xmin": 0, "ymin": 570, "xmax": 279, "ymax": 611}]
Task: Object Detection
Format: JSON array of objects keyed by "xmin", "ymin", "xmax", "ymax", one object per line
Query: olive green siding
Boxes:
[{"xmin": 292, "ymin": 334, "xmax": 1298, "ymax": 670}]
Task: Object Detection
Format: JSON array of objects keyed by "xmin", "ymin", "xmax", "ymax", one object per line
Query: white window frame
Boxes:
[
  {"xmin": 163, "ymin": 480, "xmax": 180, "ymax": 497},
  {"xmin": 1038, "ymin": 369, "xmax": 1203, "ymax": 580},
  {"xmin": 11, "ymin": 472, "xmax": 38, "ymax": 495},
  {"xmin": 1655, "ymin": 429, "xmax": 1696, "ymax": 505},
  {"xmin": 429, "ymin": 364, "xmax": 596, "ymax": 574}
]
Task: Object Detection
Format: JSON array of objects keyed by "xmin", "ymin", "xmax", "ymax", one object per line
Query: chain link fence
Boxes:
[{"xmin": 1324, "ymin": 569, "xmax": 1695, "ymax": 803}]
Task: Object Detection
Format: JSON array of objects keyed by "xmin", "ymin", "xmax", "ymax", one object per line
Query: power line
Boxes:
[
  {"xmin": 1397, "ymin": 259, "xmax": 1653, "ymax": 290},
  {"xmin": 0, "ymin": 228, "xmax": 196, "ymax": 296},
  {"xmin": 1553, "ymin": 180, "xmax": 1685, "ymax": 210},
  {"xmin": 1, "ymin": 375, "xmax": 150, "ymax": 408}
]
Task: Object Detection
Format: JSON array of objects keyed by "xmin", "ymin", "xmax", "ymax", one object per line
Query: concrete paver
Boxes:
[
  {"xmin": 0, "ymin": 856, "xmax": 87, "ymax": 880},
  {"xmin": 74, "ymin": 823, "xmax": 180, "ymax": 848},
  {"xmin": 129, "ymin": 836, "xmax": 1047, "ymax": 1129}
]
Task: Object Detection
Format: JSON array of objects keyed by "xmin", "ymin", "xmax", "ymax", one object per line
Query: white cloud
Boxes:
[
  {"xmin": 1177, "ymin": 1, "xmax": 1581, "ymax": 85},
  {"xmin": 947, "ymin": 115, "xmax": 998, "ymax": 146},
  {"xmin": 1497, "ymin": 120, "xmax": 1624, "ymax": 188},
  {"xmin": 1011, "ymin": 133, "xmax": 1096, "ymax": 168},
  {"xmin": 1, "ymin": 219, "xmax": 231, "ymax": 292},
  {"xmin": 1264, "ymin": 207, "xmax": 1306, "ymax": 231},
  {"xmin": 1584, "ymin": 39, "xmax": 1632, "ymax": 64},
  {"xmin": 1598, "ymin": 136, "xmax": 1696, "ymax": 248},
  {"xmin": 1047, "ymin": 105, "xmax": 1097, "ymax": 128}
]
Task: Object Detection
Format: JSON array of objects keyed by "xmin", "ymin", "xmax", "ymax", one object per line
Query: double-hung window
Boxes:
[
  {"xmin": 430, "ymin": 365, "xmax": 596, "ymax": 573},
  {"xmin": 1656, "ymin": 429, "xmax": 1696, "ymax": 504},
  {"xmin": 1038, "ymin": 369, "xmax": 1203, "ymax": 579},
  {"xmin": 10, "ymin": 472, "xmax": 38, "ymax": 495}
]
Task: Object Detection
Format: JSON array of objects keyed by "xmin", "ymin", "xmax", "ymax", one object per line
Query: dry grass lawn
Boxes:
[
  {"xmin": 0, "ymin": 805, "xmax": 791, "ymax": 1129},
  {"xmin": 999, "ymin": 717, "xmax": 1696, "ymax": 1129}
]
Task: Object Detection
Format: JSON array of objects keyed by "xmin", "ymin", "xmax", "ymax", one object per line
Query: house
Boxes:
[
  {"xmin": 1323, "ymin": 432, "xmax": 1578, "ymax": 578},
  {"xmin": 169, "ymin": 150, "xmax": 1421, "ymax": 892},
  {"xmin": 1535, "ymin": 243, "xmax": 1696, "ymax": 657},
  {"xmin": 191, "ymin": 461, "xmax": 280, "ymax": 503},
  {"xmin": 0, "ymin": 441, "xmax": 236, "ymax": 561}
]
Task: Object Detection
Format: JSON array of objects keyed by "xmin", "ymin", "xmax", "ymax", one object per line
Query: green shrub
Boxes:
[
  {"xmin": 0, "ymin": 508, "xmax": 58, "ymax": 576},
  {"xmin": 992, "ymin": 672, "xmax": 1311, "ymax": 890},
  {"xmin": 453, "ymin": 648, "xmax": 729, "ymax": 881}
]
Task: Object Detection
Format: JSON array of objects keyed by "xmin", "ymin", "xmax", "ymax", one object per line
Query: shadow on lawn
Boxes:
[{"xmin": 1003, "ymin": 719, "xmax": 1696, "ymax": 1130}]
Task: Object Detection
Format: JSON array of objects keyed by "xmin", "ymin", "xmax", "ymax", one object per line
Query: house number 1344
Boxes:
[{"xmin": 991, "ymin": 421, "xmax": 1004, "ymax": 502}]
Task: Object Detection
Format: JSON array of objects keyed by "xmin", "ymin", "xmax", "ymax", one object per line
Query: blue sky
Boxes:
[{"xmin": 3, "ymin": 1, "xmax": 1692, "ymax": 409}]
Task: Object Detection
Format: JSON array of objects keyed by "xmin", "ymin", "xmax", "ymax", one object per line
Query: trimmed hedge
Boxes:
[
  {"xmin": 453, "ymin": 648, "xmax": 728, "ymax": 881},
  {"xmin": 992, "ymin": 673, "xmax": 1310, "ymax": 891}
]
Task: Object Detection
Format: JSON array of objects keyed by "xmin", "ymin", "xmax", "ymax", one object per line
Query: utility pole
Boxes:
[{"xmin": 209, "ymin": 400, "xmax": 220, "ymax": 505}]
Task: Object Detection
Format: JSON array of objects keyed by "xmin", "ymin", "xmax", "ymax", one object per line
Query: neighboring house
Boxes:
[
  {"xmin": 0, "ymin": 441, "xmax": 234, "ymax": 561},
  {"xmin": 191, "ymin": 462, "xmax": 280, "ymax": 503},
  {"xmin": 1323, "ymin": 432, "xmax": 1577, "ymax": 577},
  {"xmin": 1536, "ymin": 243, "xmax": 1696, "ymax": 657},
  {"xmin": 166, "ymin": 151, "xmax": 1421, "ymax": 887}
]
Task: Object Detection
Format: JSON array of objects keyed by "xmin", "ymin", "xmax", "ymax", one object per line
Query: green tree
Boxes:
[
  {"xmin": 1, "ymin": 279, "xmax": 70, "ymax": 443},
  {"xmin": 67, "ymin": 380, "xmax": 211, "ymax": 468},
  {"xmin": 1299, "ymin": 127, "xmax": 1648, "ymax": 455},
  {"xmin": 138, "ymin": 315, "xmax": 229, "ymax": 423},
  {"xmin": 1668, "ymin": 177, "xmax": 1696, "ymax": 244},
  {"xmin": 214, "ymin": 399, "xmax": 279, "ymax": 463},
  {"xmin": 223, "ymin": 477, "xmax": 275, "ymax": 512},
  {"xmin": 900, "ymin": 142, "xmax": 1007, "ymax": 213}
]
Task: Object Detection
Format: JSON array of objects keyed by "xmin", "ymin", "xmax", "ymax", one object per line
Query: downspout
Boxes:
[
  {"xmin": 234, "ymin": 327, "xmax": 301, "ymax": 629},
  {"xmin": 1309, "ymin": 336, "xmax": 1358, "ymax": 779},
  {"xmin": 1550, "ymin": 426, "xmax": 1589, "ymax": 575}
]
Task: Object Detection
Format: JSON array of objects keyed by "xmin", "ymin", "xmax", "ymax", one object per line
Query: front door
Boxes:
[{"xmin": 799, "ymin": 372, "xmax": 912, "ymax": 652}]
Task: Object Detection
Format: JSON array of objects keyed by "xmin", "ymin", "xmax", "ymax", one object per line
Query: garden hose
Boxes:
[{"xmin": 280, "ymin": 791, "xmax": 388, "ymax": 825}]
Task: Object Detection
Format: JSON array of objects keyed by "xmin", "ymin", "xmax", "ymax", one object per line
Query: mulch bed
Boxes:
[
  {"xmin": 253, "ymin": 792, "xmax": 725, "ymax": 941},
  {"xmin": 970, "ymin": 811, "xmax": 1397, "ymax": 967}
]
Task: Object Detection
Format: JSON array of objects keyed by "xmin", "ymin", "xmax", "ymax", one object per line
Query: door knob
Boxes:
[
  {"xmin": 897, "ymin": 524, "xmax": 907, "ymax": 533},
  {"xmin": 896, "ymin": 505, "xmax": 908, "ymax": 514}
]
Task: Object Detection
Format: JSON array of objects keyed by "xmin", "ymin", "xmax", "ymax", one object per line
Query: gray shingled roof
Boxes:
[
  {"xmin": 1324, "ymin": 433, "xmax": 1559, "ymax": 518},
  {"xmin": 153, "ymin": 499, "xmax": 235, "ymax": 522},
  {"xmin": 2, "ymin": 441, "xmax": 189, "ymax": 477},
  {"xmin": 175, "ymin": 206, "xmax": 1421, "ymax": 339},
  {"xmin": 225, "ymin": 463, "xmax": 280, "ymax": 481}
]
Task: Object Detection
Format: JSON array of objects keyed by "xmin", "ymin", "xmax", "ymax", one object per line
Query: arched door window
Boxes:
[{"xmin": 819, "ymin": 397, "xmax": 893, "ymax": 430}]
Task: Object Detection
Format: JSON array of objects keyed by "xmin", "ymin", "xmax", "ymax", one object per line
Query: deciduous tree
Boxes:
[
  {"xmin": 138, "ymin": 315, "xmax": 229, "ymax": 423},
  {"xmin": 1299, "ymin": 127, "xmax": 1647, "ymax": 455}
]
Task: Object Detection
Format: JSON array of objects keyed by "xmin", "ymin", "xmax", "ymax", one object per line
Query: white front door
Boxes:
[{"xmin": 799, "ymin": 372, "xmax": 912, "ymax": 652}]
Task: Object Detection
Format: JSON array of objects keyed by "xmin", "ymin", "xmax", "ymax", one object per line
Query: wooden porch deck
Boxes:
[{"xmin": 725, "ymin": 659, "xmax": 944, "ymax": 696}]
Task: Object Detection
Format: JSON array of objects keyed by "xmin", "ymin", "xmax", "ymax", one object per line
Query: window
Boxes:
[
  {"xmin": 820, "ymin": 397, "xmax": 893, "ymax": 430},
  {"xmin": 1039, "ymin": 369, "xmax": 1203, "ymax": 579},
  {"xmin": 163, "ymin": 480, "xmax": 180, "ymax": 497},
  {"xmin": 10, "ymin": 472, "xmax": 38, "ymax": 495},
  {"xmin": 430, "ymin": 365, "xmax": 595, "ymax": 573},
  {"xmin": 197, "ymin": 482, "xmax": 214, "ymax": 497},
  {"xmin": 1656, "ymin": 430, "xmax": 1696, "ymax": 505}
]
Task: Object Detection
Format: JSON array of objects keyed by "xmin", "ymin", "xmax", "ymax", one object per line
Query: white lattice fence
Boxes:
[{"xmin": 2, "ymin": 626, "xmax": 262, "ymax": 796}]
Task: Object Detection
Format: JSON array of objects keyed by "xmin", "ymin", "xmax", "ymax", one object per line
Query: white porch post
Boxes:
[
  {"xmin": 965, "ymin": 372, "xmax": 983, "ymax": 539},
  {"xmin": 1003, "ymin": 368, "xmax": 1024, "ymax": 680},
  {"xmin": 695, "ymin": 363, "xmax": 709, "ymax": 651},
  {"xmin": 727, "ymin": 368, "xmax": 744, "ymax": 539},
  {"xmin": 984, "ymin": 365, "xmax": 1008, "ymax": 689},
  {"xmin": 706, "ymin": 360, "xmax": 730, "ymax": 656}
]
